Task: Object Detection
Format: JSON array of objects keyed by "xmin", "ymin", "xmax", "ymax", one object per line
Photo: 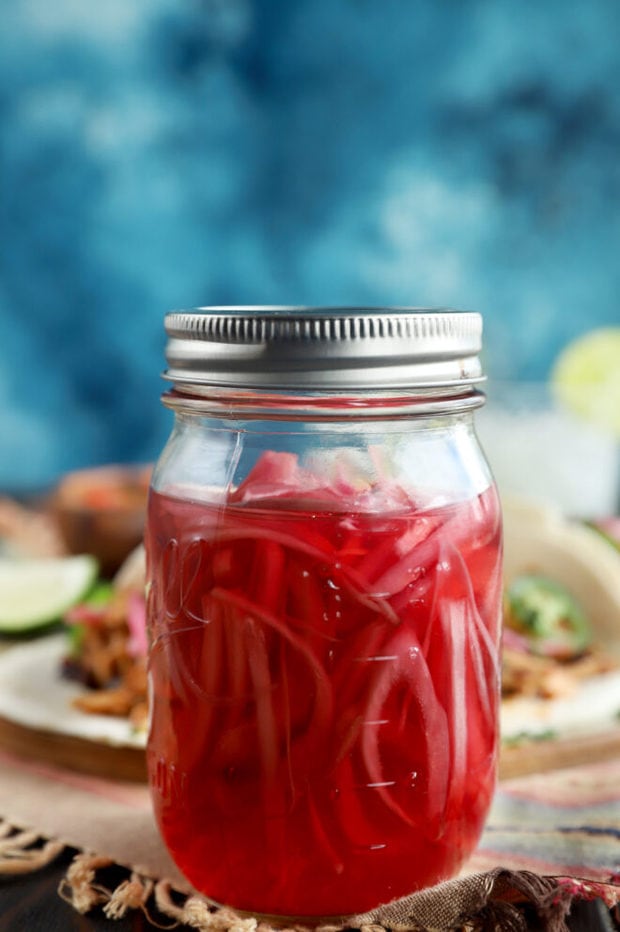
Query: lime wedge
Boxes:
[
  {"xmin": 551, "ymin": 328, "xmax": 620, "ymax": 437},
  {"xmin": 0, "ymin": 555, "xmax": 98, "ymax": 635}
]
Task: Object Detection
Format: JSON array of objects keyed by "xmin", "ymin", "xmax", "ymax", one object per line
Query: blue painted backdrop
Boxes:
[{"xmin": 1, "ymin": 0, "xmax": 619, "ymax": 488}]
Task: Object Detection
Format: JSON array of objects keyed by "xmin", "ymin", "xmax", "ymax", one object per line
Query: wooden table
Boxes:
[
  {"xmin": 0, "ymin": 845, "xmax": 191, "ymax": 931},
  {"xmin": 0, "ymin": 847, "xmax": 618, "ymax": 931}
]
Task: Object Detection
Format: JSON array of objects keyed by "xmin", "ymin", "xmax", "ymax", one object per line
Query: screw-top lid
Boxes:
[{"xmin": 164, "ymin": 306, "xmax": 484, "ymax": 392}]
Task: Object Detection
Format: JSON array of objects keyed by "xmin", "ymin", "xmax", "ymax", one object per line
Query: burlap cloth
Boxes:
[{"xmin": 1, "ymin": 748, "xmax": 619, "ymax": 931}]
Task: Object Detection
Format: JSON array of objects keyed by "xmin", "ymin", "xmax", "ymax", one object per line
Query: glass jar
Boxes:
[{"xmin": 145, "ymin": 307, "xmax": 502, "ymax": 921}]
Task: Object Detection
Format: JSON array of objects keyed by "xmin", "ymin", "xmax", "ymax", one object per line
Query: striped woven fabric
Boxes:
[
  {"xmin": 0, "ymin": 749, "xmax": 619, "ymax": 928},
  {"xmin": 469, "ymin": 759, "xmax": 620, "ymax": 883}
]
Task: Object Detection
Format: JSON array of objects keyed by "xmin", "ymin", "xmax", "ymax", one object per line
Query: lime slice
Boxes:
[
  {"xmin": 551, "ymin": 328, "xmax": 620, "ymax": 437},
  {"xmin": 0, "ymin": 555, "xmax": 98, "ymax": 635}
]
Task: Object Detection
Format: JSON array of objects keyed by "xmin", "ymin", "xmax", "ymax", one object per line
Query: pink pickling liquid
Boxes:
[{"xmin": 145, "ymin": 455, "xmax": 502, "ymax": 918}]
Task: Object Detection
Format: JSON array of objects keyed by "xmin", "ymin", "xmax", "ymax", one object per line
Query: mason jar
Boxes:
[{"xmin": 145, "ymin": 307, "xmax": 503, "ymax": 920}]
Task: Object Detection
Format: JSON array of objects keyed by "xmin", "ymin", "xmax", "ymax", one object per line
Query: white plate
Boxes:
[
  {"xmin": 1, "ymin": 629, "xmax": 618, "ymax": 752},
  {"xmin": 0, "ymin": 633, "xmax": 145, "ymax": 749},
  {"xmin": 501, "ymin": 668, "xmax": 620, "ymax": 740}
]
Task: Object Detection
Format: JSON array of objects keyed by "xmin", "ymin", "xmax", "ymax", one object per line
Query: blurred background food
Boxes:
[
  {"xmin": 0, "ymin": 1, "xmax": 618, "ymax": 763},
  {"xmin": 61, "ymin": 545, "xmax": 147, "ymax": 729},
  {"xmin": 0, "ymin": 465, "xmax": 150, "ymax": 576},
  {"xmin": 477, "ymin": 379, "xmax": 619, "ymax": 519},
  {"xmin": 477, "ymin": 327, "xmax": 620, "ymax": 517},
  {"xmin": 51, "ymin": 465, "xmax": 151, "ymax": 576},
  {"xmin": 0, "ymin": 498, "xmax": 66, "ymax": 559},
  {"xmin": 500, "ymin": 500, "xmax": 620, "ymax": 714}
]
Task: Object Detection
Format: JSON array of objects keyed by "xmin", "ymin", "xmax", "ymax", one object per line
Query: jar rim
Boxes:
[{"xmin": 163, "ymin": 306, "xmax": 484, "ymax": 393}]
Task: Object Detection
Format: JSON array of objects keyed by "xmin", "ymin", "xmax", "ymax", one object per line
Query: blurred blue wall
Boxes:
[{"xmin": 1, "ymin": 0, "xmax": 619, "ymax": 488}]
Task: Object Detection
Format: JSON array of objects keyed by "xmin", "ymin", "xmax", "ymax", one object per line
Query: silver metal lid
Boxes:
[{"xmin": 164, "ymin": 306, "xmax": 484, "ymax": 392}]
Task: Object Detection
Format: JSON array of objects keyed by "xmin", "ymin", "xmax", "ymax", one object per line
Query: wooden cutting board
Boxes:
[
  {"xmin": 2, "ymin": 708, "xmax": 620, "ymax": 784},
  {"xmin": 0, "ymin": 713, "xmax": 147, "ymax": 781},
  {"xmin": 498, "ymin": 727, "xmax": 620, "ymax": 779}
]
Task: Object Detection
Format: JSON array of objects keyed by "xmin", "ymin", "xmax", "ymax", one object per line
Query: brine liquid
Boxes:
[{"xmin": 146, "ymin": 480, "xmax": 502, "ymax": 918}]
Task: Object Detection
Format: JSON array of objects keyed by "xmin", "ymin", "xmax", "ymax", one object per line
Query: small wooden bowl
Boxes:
[{"xmin": 50, "ymin": 465, "xmax": 151, "ymax": 576}]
